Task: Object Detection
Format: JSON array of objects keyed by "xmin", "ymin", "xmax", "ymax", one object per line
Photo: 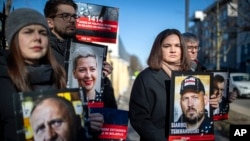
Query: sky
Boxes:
[{"xmin": 1, "ymin": 0, "xmax": 215, "ymax": 67}]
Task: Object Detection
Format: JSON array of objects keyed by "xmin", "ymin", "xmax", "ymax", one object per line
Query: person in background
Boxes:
[
  {"xmin": 182, "ymin": 32, "xmax": 236, "ymax": 102},
  {"xmin": 177, "ymin": 76, "xmax": 213, "ymax": 134},
  {"xmin": 30, "ymin": 96, "xmax": 81, "ymax": 141},
  {"xmin": 43, "ymin": 0, "xmax": 114, "ymax": 78},
  {"xmin": 182, "ymin": 32, "xmax": 206, "ymax": 71},
  {"xmin": 0, "ymin": 8, "xmax": 66, "ymax": 141},
  {"xmin": 44, "ymin": 0, "xmax": 77, "ymax": 66}
]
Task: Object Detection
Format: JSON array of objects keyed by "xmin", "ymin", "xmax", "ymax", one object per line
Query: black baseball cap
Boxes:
[{"xmin": 180, "ymin": 76, "xmax": 205, "ymax": 95}]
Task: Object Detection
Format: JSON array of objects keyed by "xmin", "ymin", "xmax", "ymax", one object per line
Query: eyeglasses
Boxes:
[
  {"xmin": 187, "ymin": 46, "xmax": 200, "ymax": 50},
  {"xmin": 51, "ymin": 13, "xmax": 79, "ymax": 21}
]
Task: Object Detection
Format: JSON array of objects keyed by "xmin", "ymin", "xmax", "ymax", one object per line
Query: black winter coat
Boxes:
[
  {"xmin": 129, "ymin": 67, "xmax": 170, "ymax": 141},
  {"xmin": 0, "ymin": 51, "xmax": 19, "ymax": 141},
  {"xmin": 0, "ymin": 51, "xmax": 56, "ymax": 141}
]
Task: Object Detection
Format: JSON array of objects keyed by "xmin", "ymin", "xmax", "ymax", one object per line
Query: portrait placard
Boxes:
[
  {"xmin": 168, "ymin": 71, "xmax": 214, "ymax": 141},
  {"xmin": 209, "ymin": 71, "xmax": 230, "ymax": 120},
  {"xmin": 13, "ymin": 88, "xmax": 89, "ymax": 141},
  {"xmin": 66, "ymin": 39, "xmax": 107, "ymax": 95}
]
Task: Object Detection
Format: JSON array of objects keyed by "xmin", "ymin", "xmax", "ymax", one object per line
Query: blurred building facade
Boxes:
[{"xmin": 189, "ymin": 0, "xmax": 250, "ymax": 73}]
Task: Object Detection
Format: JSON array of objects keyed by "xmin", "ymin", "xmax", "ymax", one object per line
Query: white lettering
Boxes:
[{"xmin": 234, "ymin": 129, "xmax": 247, "ymax": 136}]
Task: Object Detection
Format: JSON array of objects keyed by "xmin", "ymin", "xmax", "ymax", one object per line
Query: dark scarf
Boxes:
[{"xmin": 26, "ymin": 64, "xmax": 55, "ymax": 91}]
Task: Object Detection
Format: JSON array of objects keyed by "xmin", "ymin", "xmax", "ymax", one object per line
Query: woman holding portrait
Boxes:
[{"xmin": 0, "ymin": 8, "xmax": 66, "ymax": 141}]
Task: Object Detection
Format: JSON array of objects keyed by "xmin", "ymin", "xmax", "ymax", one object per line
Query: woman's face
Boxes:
[
  {"xmin": 73, "ymin": 57, "xmax": 98, "ymax": 91},
  {"xmin": 161, "ymin": 34, "xmax": 182, "ymax": 63},
  {"xmin": 18, "ymin": 24, "xmax": 48, "ymax": 64}
]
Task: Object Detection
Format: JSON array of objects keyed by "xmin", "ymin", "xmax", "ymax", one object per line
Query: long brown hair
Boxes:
[
  {"xmin": 147, "ymin": 28, "xmax": 191, "ymax": 71},
  {"xmin": 7, "ymin": 34, "xmax": 66, "ymax": 92}
]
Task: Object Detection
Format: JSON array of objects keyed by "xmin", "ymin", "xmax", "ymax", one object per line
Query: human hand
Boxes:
[
  {"xmin": 209, "ymin": 94, "xmax": 219, "ymax": 109},
  {"xmin": 89, "ymin": 113, "xmax": 104, "ymax": 132},
  {"xmin": 103, "ymin": 61, "xmax": 113, "ymax": 77},
  {"xmin": 228, "ymin": 91, "xmax": 237, "ymax": 103}
]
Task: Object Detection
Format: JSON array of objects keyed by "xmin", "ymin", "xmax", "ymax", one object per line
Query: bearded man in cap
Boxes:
[{"xmin": 177, "ymin": 75, "xmax": 213, "ymax": 134}]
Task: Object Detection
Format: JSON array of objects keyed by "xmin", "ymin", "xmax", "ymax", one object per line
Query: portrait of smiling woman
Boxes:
[
  {"xmin": 71, "ymin": 47, "xmax": 106, "ymax": 140},
  {"xmin": 72, "ymin": 47, "xmax": 100, "ymax": 100}
]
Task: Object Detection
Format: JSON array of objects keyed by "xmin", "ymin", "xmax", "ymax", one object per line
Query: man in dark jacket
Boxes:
[
  {"xmin": 43, "ymin": 0, "xmax": 117, "ymax": 108},
  {"xmin": 43, "ymin": 0, "xmax": 117, "ymax": 140}
]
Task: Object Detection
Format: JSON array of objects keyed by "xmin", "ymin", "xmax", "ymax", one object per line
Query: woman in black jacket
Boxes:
[
  {"xmin": 129, "ymin": 29, "xmax": 220, "ymax": 141},
  {"xmin": 0, "ymin": 8, "xmax": 66, "ymax": 141},
  {"xmin": 129, "ymin": 29, "xmax": 191, "ymax": 141}
]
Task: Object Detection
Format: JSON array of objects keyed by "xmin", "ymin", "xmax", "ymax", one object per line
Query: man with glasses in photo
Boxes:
[
  {"xmin": 182, "ymin": 32, "xmax": 207, "ymax": 71},
  {"xmin": 212, "ymin": 74, "xmax": 229, "ymax": 115}
]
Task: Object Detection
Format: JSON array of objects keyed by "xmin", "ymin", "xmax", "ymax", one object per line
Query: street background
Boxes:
[{"xmin": 117, "ymin": 80, "xmax": 250, "ymax": 141}]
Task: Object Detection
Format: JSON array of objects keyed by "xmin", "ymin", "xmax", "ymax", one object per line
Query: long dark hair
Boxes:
[{"xmin": 7, "ymin": 34, "xmax": 66, "ymax": 92}]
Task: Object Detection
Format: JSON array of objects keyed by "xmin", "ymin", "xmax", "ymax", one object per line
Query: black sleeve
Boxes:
[
  {"xmin": 102, "ymin": 77, "xmax": 117, "ymax": 109},
  {"xmin": 129, "ymin": 73, "xmax": 167, "ymax": 141}
]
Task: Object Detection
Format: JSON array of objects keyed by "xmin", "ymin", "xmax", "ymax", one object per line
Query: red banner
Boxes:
[
  {"xmin": 99, "ymin": 124, "xmax": 128, "ymax": 139},
  {"xmin": 76, "ymin": 2, "xmax": 119, "ymax": 44},
  {"xmin": 213, "ymin": 114, "xmax": 229, "ymax": 121},
  {"xmin": 76, "ymin": 35, "xmax": 117, "ymax": 43},
  {"xmin": 76, "ymin": 17, "xmax": 118, "ymax": 32},
  {"xmin": 169, "ymin": 134, "xmax": 215, "ymax": 141},
  {"xmin": 88, "ymin": 102, "xmax": 104, "ymax": 108}
]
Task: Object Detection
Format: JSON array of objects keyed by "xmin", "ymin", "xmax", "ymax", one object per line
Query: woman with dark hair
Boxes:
[
  {"xmin": 0, "ymin": 8, "xmax": 66, "ymax": 141},
  {"xmin": 129, "ymin": 29, "xmax": 220, "ymax": 141},
  {"xmin": 129, "ymin": 28, "xmax": 191, "ymax": 141}
]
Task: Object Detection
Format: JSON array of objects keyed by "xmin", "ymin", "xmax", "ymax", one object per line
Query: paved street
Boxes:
[
  {"xmin": 117, "ymin": 80, "xmax": 140, "ymax": 141},
  {"xmin": 117, "ymin": 80, "xmax": 250, "ymax": 141}
]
